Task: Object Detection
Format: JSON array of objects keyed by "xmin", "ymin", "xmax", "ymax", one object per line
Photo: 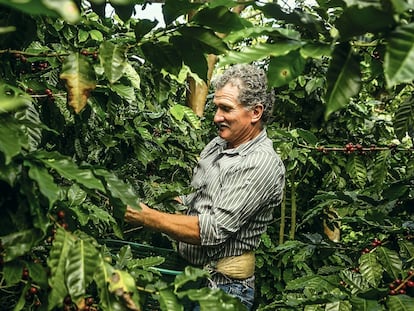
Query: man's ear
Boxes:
[{"xmin": 251, "ymin": 104, "xmax": 264, "ymax": 123}]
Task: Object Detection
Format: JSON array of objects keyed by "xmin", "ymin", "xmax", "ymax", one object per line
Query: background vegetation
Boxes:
[{"xmin": 0, "ymin": 0, "xmax": 413, "ymax": 310}]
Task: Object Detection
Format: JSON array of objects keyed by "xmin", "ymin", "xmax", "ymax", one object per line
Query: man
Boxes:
[{"xmin": 124, "ymin": 64, "xmax": 285, "ymax": 310}]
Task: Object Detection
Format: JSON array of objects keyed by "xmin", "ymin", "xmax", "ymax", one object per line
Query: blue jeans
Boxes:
[{"xmin": 192, "ymin": 281, "xmax": 255, "ymax": 310}]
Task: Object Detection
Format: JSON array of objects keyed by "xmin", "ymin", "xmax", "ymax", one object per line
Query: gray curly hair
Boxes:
[{"xmin": 212, "ymin": 64, "xmax": 275, "ymax": 124}]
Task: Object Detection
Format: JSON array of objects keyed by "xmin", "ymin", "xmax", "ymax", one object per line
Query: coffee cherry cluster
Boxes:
[
  {"xmin": 81, "ymin": 50, "xmax": 99, "ymax": 60},
  {"xmin": 361, "ymin": 238, "xmax": 382, "ymax": 254},
  {"xmin": 389, "ymin": 270, "xmax": 414, "ymax": 295}
]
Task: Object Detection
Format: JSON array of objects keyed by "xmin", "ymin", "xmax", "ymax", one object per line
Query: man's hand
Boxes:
[{"xmin": 124, "ymin": 203, "xmax": 146, "ymax": 225}]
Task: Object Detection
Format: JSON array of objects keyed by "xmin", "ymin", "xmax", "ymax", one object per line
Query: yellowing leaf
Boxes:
[{"xmin": 60, "ymin": 53, "xmax": 96, "ymax": 114}]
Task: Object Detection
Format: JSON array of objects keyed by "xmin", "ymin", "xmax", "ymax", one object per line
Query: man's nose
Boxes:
[{"xmin": 214, "ymin": 110, "xmax": 224, "ymax": 123}]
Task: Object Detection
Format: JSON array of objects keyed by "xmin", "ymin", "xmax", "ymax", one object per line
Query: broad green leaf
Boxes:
[
  {"xmin": 0, "ymin": 0, "xmax": 79, "ymax": 23},
  {"xmin": 268, "ymin": 50, "xmax": 306, "ymax": 87},
  {"xmin": 296, "ymin": 129, "xmax": 318, "ymax": 145},
  {"xmin": 26, "ymin": 162, "xmax": 60, "ymax": 207},
  {"xmin": 0, "ymin": 116, "xmax": 27, "ymax": 164},
  {"xmin": 60, "ymin": 52, "xmax": 96, "ymax": 114},
  {"xmin": 94, "ymin": 257, "xmax": 117, "ymax": 311},
  {"xmin": 89, "ymin": 29, "xmax": 103, "ymax": 41},
  {"xmin": 1, "ymin": 229, "xmax": 42, "ymax": 262},
  {"xmin": 110, "ymin": 84, "xmax": 136, "ymax": 103},
  {"xmin": 372, "ymin": 151, "xmax": 391, "ymax": 191},
  {"xmin": 183, "ymin": 287, "xmax": 246, "ymax": 310},
  {"xmin": 13, "ymin": 282, "xmax": 30, "ymax": 311},
  {"xmin": 219, "ymin": 42, "xmax": 303, "ymax": 67},
  {"xmin": 384, "ymin": 23, "xmax": 414, "ymax": 87},
  {"xmin": 99, "ymin": 41, "xmax": 128, "ymax": 84},
  {"xmin": 111, "ymin": 3, "xmax": 135, "ymax": 22},
  {"xmin": 359, "ymin": 253, "xmax": 383, "ymax": 287},
  {"xmin": 170, "ymin": 35, "xmax": 208, "ymax": 81},
  {"xmin": 300, "ymin": 43, "xmax": 332, "ymax": 58},
  {"xmin": 115, "ymin": 245, "xmax": 133, "ymax": 269},
  {"xmin": 325, "ymin": 301, "xmax": 352, "ymax": 311},
  {"xmin": 325, "ymin": 42, "xmax": 361, "ymax": 120},
  {"xmin": 3, "ymin": 261, "xmax": 23, "ymax": 286},
  {"xmin": 174, "ymin": 266, "xmax": 209, "ymax": 292},
  {"xmin": 26, "ymin": 261, "xmax": 48, "ymax": 288},
  {"xmin": 78, "ymin": 29, "xmax": 89, "ymax": 43},
  {"xmin": 134, "ymin": 19, "xmax": 158, "ymax": 42},
  {"xmin": 48, "ymin": 228, "xmax": 76, "ymax": 309},
  {"xmin": 335, "ymin": 6, "xmax": 395, "ymax": 40},
  {"xmin": 345, "ymin": 155, "xmax": 367, "ymax": 189},
  {"xmin": 124, "ymin": 63, "xmax": 141, "ymax": 89},
  {"xmin": 286, "ymin": 274, "xmax": 336, "ymax": 292},
  {"xmin": 178, "ymin": 26, "xmax": 228, "ymax": 55},
  {"xmin": 398, "ymin": 240, "xmax": 414, "ymax": 261},
  {"xmin": 67, "ymin": 183, "xmax": 87, "ymax": 206},
  {"xmin": 393, "ymin": 97, "xmax": 414, "ymax": 140},
  {"xmin": 170, "ymin": 104, "xmax": 201, "ymax": 129},
  {"xmin": 386, "ymin": 295, "xmax": 414, "ymax": 311},
  {"xmin": 159, "ymin": 288, "xmax": 183, "ymax": 311},
  {"xmin": 34, "ymin": 150, "xmax": 105, "ymax": 192},
  {"xmin": 0, "ymin": 83, "xmax": 31, "ymax": 113},
  {"xmin": 341, "ymin": 269, "xmax": 370, "ymax": 294},
  {"xmin": 141, "ymin": 41, "xmax": 182, "ymax": 76},
  {"xmin": 192, "ymin": 6, "xmax": 247, "ymax": 34},
  {"xmin": 376, "ymin": 246, "xmax": 402, "ymax": 280},
  {"xmin": 66, "ymin": 239, "xmax": 99, "ymax": 301},
  {"xmin": 93, "ymin": 168, "xmax": 139, "ymax": 208},
  {"xmin": 162, "ymin": 0, "xmax": 201, "ymax": 25},
  {"xmin": 127, "ymin": 256, "xmax": 165, "ymax": 269},
  {"xmin": 350, "ymin": 296, "xmax": 382, "ymax": 311}
]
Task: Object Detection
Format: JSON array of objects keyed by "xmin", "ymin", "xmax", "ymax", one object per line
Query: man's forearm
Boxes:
[{"xmin": 125, "ymin": 203, "xmax": 201, "ymax": 245}]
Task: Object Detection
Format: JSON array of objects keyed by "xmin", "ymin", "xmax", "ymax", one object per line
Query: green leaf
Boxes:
[
  {"xmin": 178, "ymin": 26, "xmax": 228, "ymax": 55},
  {"xmin": 345, "ymin": 155, "xmax": 367, "ymax": 189},
  {"xmin": 268, "ymin": 50, "xmax": 306, "ymax": 87},
  {"xmin": 26, "ymin": 162, "xmax": 60, "ymax": 207},
  {"xmin": 34, "ymin": 150, "xmax": 105, "ymax": 192},
  {"xmin": 66, "ymin": 239, "xmax": 99, "ymax": 301},
  {"xmin": 162, "ymin": 0, "xmax": 201, "ymax": 25},
  {"xmin": 372, "ymin": 150, "xmax": 391, "ymax": 191},
  {"xmin": 0, "ymin": 0, "xmax": 80, "ymax": 23},
  {"xmin": 300, "ymin": 43, "xmax": 332, "ymax": 58},
  {"xmin": 0, "ymin": 116, "xmax": 27, "ymax": 164},
  {"xmin": 219, "ymin": 42, "xmax": 303, "ymax": 67},
  {"xmin": 48, "ymin": 228, "xmax": 76, "ymax": 309},
  {"xmin": 393, "ymin": 97, "xmax": 414, "ymax": 140},
  {"xmin": 350, "ymin": 296, "xmax": 382, "ymax": 311},
  {"xmin": 3, "ymin": 261, "xmax": 23, "ymax": 286},
  {"xmin": 127, "ymin": 256, "xmax": 165, "ymax": 269},
  {"xmin": 183, "ymin": 287, "xmax": 246, "ymax": 310},
  {"xmin": 93, "ymin": 168, "xmax": 138, "ymax": 209},
  {"xmin": 1, "ymin": 229, "xmax": 42, "ymax": 262},
  {"xmin": 110, "ymin": 84, "xmax": 136, "ymax": 103},
  {"xmin": 99, "ymin": 41, "xmax": 127, "ymax": 84},
  {"xmin": 60, "ymin": 52, "xmax": 96, "ymax": 114},
  {"xmin": 134, "ymin": 19, "xmax": 158, "ymax": 42},
  {"xmin": 170, "ymin": 104, "xmax": 201, "ymax": 129},
  {"xmin": 359, "ymin": 253, "xmax": 383, "ymax": 287},
  {"xmin": 67, "ymin": 183, "xmax": 87, "ymax": 206},
  {"xmin": 141, "ymin": 41, "xmax": 182, "ymax": 76},
  {"xmin": 89, "ymin": 29, "xmax": 104, "ymax": 41},
  {"xmin": 192, "ymin": 6, "xmax": 247, "ymax": 34},
  {"xmin": 124, "ymin": 63, "xmax": 141, "ymax": 89},
  {"xmin": 159, "ymin": 288, "xmax": 184, "ymax": 311},
  {"xmin": 325, "ymin": 301, "xmax": 352, "ymax": 311},
  {"xmin": 384, "ymin": 23, "xmax": 414, "ymax": 87},
  {"xmin": 94, "ymin": 257, "xmax": 118, "ymax": 311},
  {"xmin": 386, "ymin": 295, "xmax": 414, "ymax": 311},
  {"xmin": 398, "ymin": 240, "xmax": 414, "ymax": 261},
  {"xmin": 0, "ymin": 83, "xmax": 31, "ymax": 113},
  {"xmin": 78, "ymin": 29, "xmax": 89, "ymax": 43},
  {"xmin": 376, "ymin": 246, "xmax": 402, "ymax": 280},
  {"xmin": 174, "ymin": 266, "xmax": 209, "ymax": 292},
  {"xmin": 325, "ymin": 42, "xmax": 361, "ymax": 120},
  {"xmin": 335, "ymin": 6, "xmax": 395, "ymax": 40}
]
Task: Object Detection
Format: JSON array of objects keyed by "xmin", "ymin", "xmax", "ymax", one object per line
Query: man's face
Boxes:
[{"xmin": 213, "ymin": 83, "xmax": 256, "ymax": 148}]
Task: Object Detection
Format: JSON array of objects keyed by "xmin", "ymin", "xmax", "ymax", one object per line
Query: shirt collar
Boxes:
[{"xmin": 215, "ymin": 129, "xmax": 267, "ymax": 156}]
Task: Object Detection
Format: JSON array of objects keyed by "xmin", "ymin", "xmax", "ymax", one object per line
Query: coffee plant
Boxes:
[{"xmin": 0, "ymin": 0, "xmax": 413, "ymax": 310}]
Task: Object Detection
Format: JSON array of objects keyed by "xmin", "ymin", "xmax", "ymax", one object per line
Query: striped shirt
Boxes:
[{"xmin": 178, "ymin": 130, "xmax": 285, "ymax": 269}]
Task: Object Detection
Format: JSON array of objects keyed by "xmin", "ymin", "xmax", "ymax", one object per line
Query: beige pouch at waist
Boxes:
[{"xmin": 215, "ymin": 251, "xmax": 255, "ymax": 279}]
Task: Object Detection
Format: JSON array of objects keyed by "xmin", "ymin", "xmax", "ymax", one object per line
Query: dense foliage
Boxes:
[{"xmin": 0, "ymin": 0, "xmax": 413, "ymax": 310}]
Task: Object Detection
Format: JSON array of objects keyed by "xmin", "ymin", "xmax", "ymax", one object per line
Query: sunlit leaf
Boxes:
[
  {"xmin": 170, "ymin": 104, "xmax": 201, "ymax": 129},
  {"xmin": 268, "ymin": 50, "xmax": 306, "ymax": 87},
  {"xmin": 60, "ymin": 53, "xmax": 96, "ymax": 114},
  {"xmin": 1, "ymin": 229, "xmax": 42, "ymax": 262},
  {"xmin": 386, "ymin": 295, "xmax": 414, "ymax": 311},
  {"xmin": 376, "ymin": 246, "xmax": 402, "ymax": 280},
  {"xmin": 0, "ymin": 116, "xmax": 27, "ymax": 164},
  {"xmin": 99, "ymin": 41, "xmax": 128, "ymax": 84},
  {"xmin": 26, "ymin": 162, "xmax": 60, "ymax": 207},
  {"xmin": 393, "ymin": 97, "xmax": 414, "ymax": 139},
  {"xmin": 359, "ymin": 252, "xmax": 382, "ymax": 287},
  {"xmin": 0, "ymin": 83, "xmax": 31, "ymax": 113},
  {"xmin": 192, "ymin": 6, "xmax": 247, "ymax": 34}
]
